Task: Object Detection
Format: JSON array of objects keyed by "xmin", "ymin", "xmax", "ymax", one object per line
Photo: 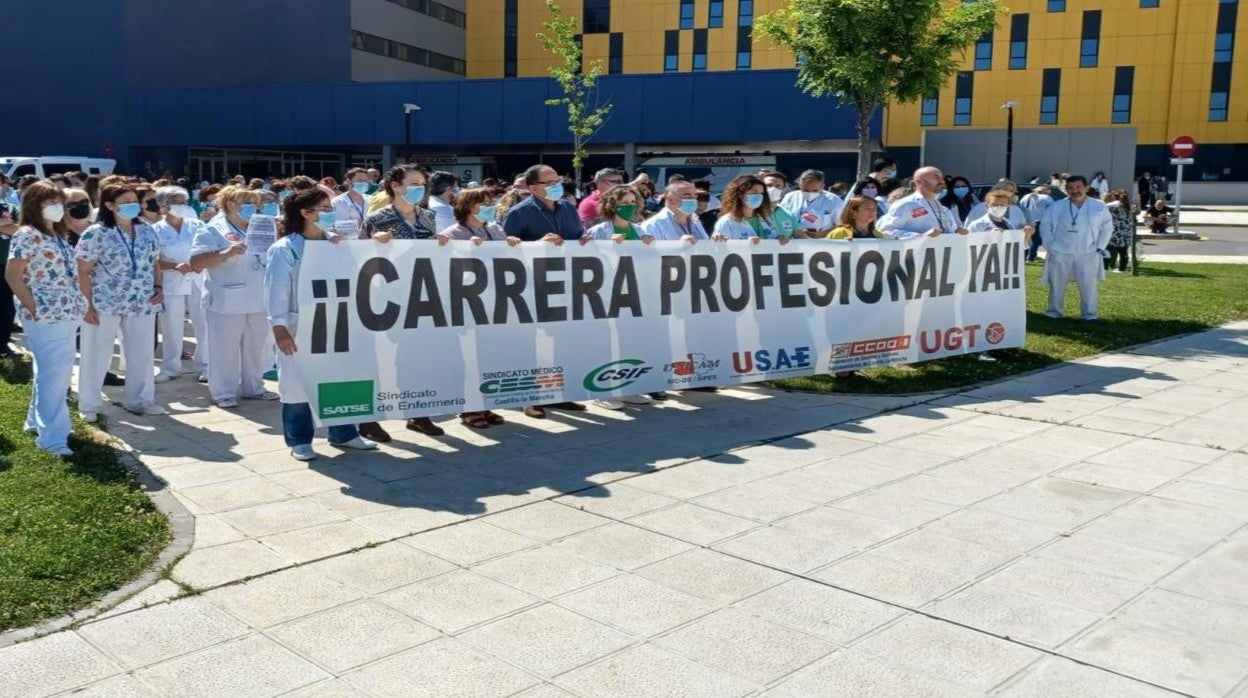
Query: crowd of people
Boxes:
[{"xmin": 2, "ymin": 160, "xmax": 1118, "ymax": 460}]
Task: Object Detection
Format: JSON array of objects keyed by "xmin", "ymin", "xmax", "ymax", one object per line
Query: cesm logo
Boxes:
[
  {"xmin": 731, "ymin": 347, "xmax": 812, "ymax": 375},
  {"xmin": 318, "ymin": 380, "xmax": 375, "ymax": 419},
  {"xmin": 583, "ymin": 359, "xmax": 654, "ymax": 393},
  {"xmin": 479, "ymin": 368, "xmax": 566, "ymax": 395}
]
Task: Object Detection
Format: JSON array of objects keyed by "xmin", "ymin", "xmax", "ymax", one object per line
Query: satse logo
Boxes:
[
  {"xmin": 731, "ymin": 347, "xmax": 812, "ymax": 374},
  {"xmin": 583, "ymin": 359, "xmax": 653, "ymax": 392},
  {"xmin": 318, "ymin": 380, "xmax": 375, "ymax": 419}
]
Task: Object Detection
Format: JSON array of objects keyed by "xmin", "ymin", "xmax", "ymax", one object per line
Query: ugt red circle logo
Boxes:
[{"xmin": 986, "ymin": 322, "xmax": 1006, "ymax": 345}]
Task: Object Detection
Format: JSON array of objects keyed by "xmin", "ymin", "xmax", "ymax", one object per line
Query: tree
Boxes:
[
  {"xmin": 757, "ymin": 0, "xmax": 1001, "ymax": 178},
  {"xmin": 537, "ymin": 0, "xmax": 612, "ymax": 192}
]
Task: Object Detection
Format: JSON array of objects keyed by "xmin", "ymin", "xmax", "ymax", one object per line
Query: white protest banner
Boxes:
[
  {"xmin": 294, "ymin": 234, "xmax": 1027, "ymax": 425},
  {"xmin": 245, "ymin": 215, "xmax": 277, "ymax": 259}
]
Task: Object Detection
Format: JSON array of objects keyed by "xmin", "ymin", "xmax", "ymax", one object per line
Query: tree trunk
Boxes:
[
  {"xmin": 856, "ymin": 103, "xmax": 879, "ymax": 179},
  {"xmin": 573, "ymin": 137, "xmax": 583, "ymax": 196}
]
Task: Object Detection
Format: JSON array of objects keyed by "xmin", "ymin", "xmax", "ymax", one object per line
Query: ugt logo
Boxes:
[
  {"xmin": 310, "ymin": 278, "xmax": 353, "ymax": 354},
  {"xmin": 318, "ymin": 380, "xmax": 375, "ymax": 419}
]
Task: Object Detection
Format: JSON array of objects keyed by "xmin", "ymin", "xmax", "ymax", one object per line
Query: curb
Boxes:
[{"xmin": 0, "ymin": 415, "xmax": 196, "ymax": 648}]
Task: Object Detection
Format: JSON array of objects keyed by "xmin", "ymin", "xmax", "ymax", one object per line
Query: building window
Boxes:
[
  {"xmin": 608, "ymin": 32, "xmax": 623, "ymax": 74},
  {"xmin": 1209, "ymin": 91, "xmax": 1229, "ymax": 121},
  {"xmin": 350, "ymin": 30, "xmax": 465, "ymax": 75},
  {"xmin": 583, "ymin": 0, "xmax": 610, "ymax": 33},
  {"xmin": 1140, "ymin": 0, "xmax": 1159, "ymax": 6},
  {"xmin": 709, "ymin": 0, "xmax": 724, "ymax": 28},
  {"xmin": 680, "ymin": 0, "xmax": 694, "ymax": 29},
  {"xmin": 737, "ymin": 25, "xmax": 752, "ymax": 70},
  {"xmin": 1009, "ymin": 14, "xmax": 1028, "ymax": 69},
  {"xmin": 974, "ymin": 31, "xmax": 993, "ymax": 70},
  {"xmin": 1040, "ymin": 68, "xmax": 1061, "ymax": 124},
  {"xmin": 664, "ymin": 30, "xmax": 679, "ymax": 72},
  {"xmin": 504, "ymin": 0, "xmax": 517, "ymax": 77},
  {"xmin": 739, "ymin": 0, "xmax": 754, "ymax": 27},
  {"xmin": 920, "ymin": 94, "xmax": 938, "ymax": 126},
  {"xmin": 384, "ymin": 0, "xmax": 466, "ymax": 28},
  {"xmin": 954, "ymin": 71, "xmax": 973, "ymax": 125},
  {"xmin": 1080, "ymin": 11, "xmax": 1101, "ymax": 67},
  {"xmin": 1047, "ymin": 0, "xmax": 1065, "ymax": 11},
  {"xmin": 693, "ymin": 28, "xmax": 708, "ymax": 71},
  {"xmin": 1214, "ymin": 32, "xmax": 1234, "ymax": 62},
  {"xmin": 1111, "ymin": 66, "xmax": 1134, "ymax": 123}
]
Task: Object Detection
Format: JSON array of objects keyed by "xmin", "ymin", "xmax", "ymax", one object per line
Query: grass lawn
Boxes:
[
  {"xmin": 0, "ymin": 355, "xmax": 169, "ymax": 633},
  {"xmin": 777, "ymin": 262, "xmax": 1248, "ymax": 394}
]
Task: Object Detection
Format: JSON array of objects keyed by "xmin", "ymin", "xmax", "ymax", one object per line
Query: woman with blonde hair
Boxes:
[
  {"xmin": 190, "ymin": 185, "xmax": 276, "ymax": 408},
  {"xmin": 826, "ymin": 196, "xmax": 883, "ymax": 239},
  {"xmin": 5, "ymin": 182, "xmax": 86, "ymax": 455}
]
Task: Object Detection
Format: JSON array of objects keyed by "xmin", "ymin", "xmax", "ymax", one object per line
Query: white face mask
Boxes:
[
  {"xmin": 988, "ymin": 205, "xmax": 1009, "ymax": 219},
  {"xmin": 802, "ymin": 191, "xmax": 820, "ymax": 202},
  {"xmin": 170, "ymin": 204, "xmax": 197, "ymax": 219},
  {"xmin": 42, "ymin": 204, "xmax": 65, "ymax": 223},
  {"xmin": 767, "ymin": 186, "xmax": 784, "ymax": 203}
]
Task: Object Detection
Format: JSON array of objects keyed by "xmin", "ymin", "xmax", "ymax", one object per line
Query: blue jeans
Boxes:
[{"xmin": 281, "ymin": 402, "xmax": 359, "ymax": 447}]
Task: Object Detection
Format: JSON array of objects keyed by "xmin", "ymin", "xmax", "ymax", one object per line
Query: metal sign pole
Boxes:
[{"xmin": 1173, "ymin": 162, "xmax": 1184, "ymax": 236}]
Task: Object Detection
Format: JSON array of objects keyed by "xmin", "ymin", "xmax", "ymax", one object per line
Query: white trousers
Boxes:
[
  {"xmin": 79, "ymin": 313, "xmax": 156, "ymax": 413},
  {"xmin": 1045, "ymin": 252, "xmax": 1102, "ymax": 320},
  {"xmin": 205, "ymin": 310, "xmax": 268, "ymax": 402},
  {"xmin": 25, "ymin": 319, "xmax": 79, "ymax": 451},
  {"xmin": 160, "ymin": 288, "xmax": 207, "ymax": 374}
]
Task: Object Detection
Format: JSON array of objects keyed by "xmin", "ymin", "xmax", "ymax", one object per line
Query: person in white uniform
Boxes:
[
  {"xmin": 779, "ymin": 169, "xmax": 843, "ymax": 238},
  {"xmin": 190, "ymin": 185, "xmax": 278, "ymax": 408},
  {"xmin": 965, "ymin": 188, "xmax": 1035, "ymax": 237},
  {"xmin": 265, "ymin": 187, "xmax": 376, "ymax": 461},
  {"xmin": 639, "ymin": 180, "xmax": 708, "ymax": 242},
  {"xmin": 4, "ymin": 182, "xmax": 87, "ymax": 455},
  {"xmin": 426, "ymin": 171, "xmax": 460, "ymax": 234},
  {"xmin": 876, "ymin": 167, "xmax": 968, "ymax": 239},
  {"xmin": 712, "ymin": 174, "xmax": 797, "ymax": 241},
  {"xmin": 330, "ymin": 167, "xmax": 371, "ymax": 237},
  {"xmin": 75, "ymin": 183, "xmax": 165, "ymax": 420},
  {"xmin": 152, "ymin": 186, "xmax": 207, "ymax": 382},
  {"xmin": 1038, "ymin": 175, "xmax": 1113, "ymax": 321}
]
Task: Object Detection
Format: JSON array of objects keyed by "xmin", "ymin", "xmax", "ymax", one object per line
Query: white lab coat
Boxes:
[
  {"xmin": 331, "ymin": 192, "xmax": 369, "ymax": 232},
  {"xmin": 876, "ymin": 192, "xmax": 959, "ymax": 239},
  {"xmin": 428, "ymin": 196, "xmax": 457, "ymax": 234},
  {"xmin": 965, "ymin": 208, "xmax": 1029, "ymax": 233},
  {"xmin": 779, "ymin": 190, "xmax": 843, "ymax": 233},
  {"xmin": 964, "ymin": 203, "xmax": 1028, "ymax": 229},
  {"xmin": 264, "ymin": 234, "xmax": 308, "ymax": 404},
  {"xmin": 638, "ymin": 207, "xmax": 708, "ymax": 241},
  {"xmin": 1039, "ymin": 197, "xmax": 1114, "ymax": 319}
]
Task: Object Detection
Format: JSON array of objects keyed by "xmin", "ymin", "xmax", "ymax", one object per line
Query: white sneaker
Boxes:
[
  {"xmin": 216, "ymin": 398, "xmax": 240, "ymax": 409},
  {"xmin": 154, "ymin": 372, "xmax": 177, "ymax": 384},
  {"xmin": 79, "ymin": 411, "xmax": 98, "ymax": 423},
  {"xmin": 621, "ymin": 394, "xmax": 654, "ymax": 405},
  {"xmin": 129, "ymin": 403, "xmax": 167, "ymax": 416},
  {"xmin": 245, "ymin": 390, "xmax": 280, "ymax": 401},
  {"xmin": 290, "ymin": 444, "xmax": 317, "ymax": 461},
  {"xmin": 593, "ymin": 399, "xmax": 626, "ymax": 410},
  {"xmin": 330, "ymin": 436, "xmax": 377, "ymax": 451},
  {"xmin": 976, "ymin": 353, "xmax": 998, "ymax": 363},
  {"xmin": 196, "ymin": 373, "xmax": 208, "ymax": 383}
]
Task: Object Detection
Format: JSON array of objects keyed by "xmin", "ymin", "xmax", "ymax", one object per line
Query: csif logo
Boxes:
[
  {"xmin": 731, "ymin": 347, "xmax": 812, "ymax": 374},
  {"xmin": 318, "ymin": 380, "xmax": 375, "ymax": 419},
  {"xmin": 310, "ymin": 278, "xmax": 354, "ymax": 354},
  {"xmin": 583, "ymin": 359, "xmax": 653, "ymax": 393}
]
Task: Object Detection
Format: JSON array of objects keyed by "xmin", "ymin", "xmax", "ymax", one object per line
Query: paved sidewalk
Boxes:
[{"xmin": 3, "ymin": 325, "xmax": 1248, "ymax": 697}]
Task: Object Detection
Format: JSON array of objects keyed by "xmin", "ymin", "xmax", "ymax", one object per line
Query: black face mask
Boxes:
[
  {"xmin": 68, "ymin": 202, "xmax": 92, "ymax": 220},
  {"xmin": 145, "ymin": 200, "xmax": 161, "ymax": 214}
]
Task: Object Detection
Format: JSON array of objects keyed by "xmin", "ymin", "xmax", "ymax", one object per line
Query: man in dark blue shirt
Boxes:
[{"xmin": 502, "ymin": 165, "xmax": 586, "ymax": 242}]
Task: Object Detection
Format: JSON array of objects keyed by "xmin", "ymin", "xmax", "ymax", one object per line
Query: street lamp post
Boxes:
[
  {"xmin": 1000, "ymin": 100, "xmax": 1019, "ymax": 181},
  {"xmin": 403, "ymin": 103, "xmax": 421, "ymax": 163}
]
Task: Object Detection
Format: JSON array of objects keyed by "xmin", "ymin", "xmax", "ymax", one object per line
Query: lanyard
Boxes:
[
  {"xmin": 674, "ymin": 216, "xmax": 692, "ymax": 237},
  {"xmin": 926, "ymin": 198, "xmax": 952, "ymax": 232},
  {"xmin": 1067, "ymin": 201, "xmax": 1081, "ymax": 228},
  {"xmin": 114, "ymin": 227, "xmax": 137, "ymax": 279},
  {"xmin": 51, "ymin": 233, "xmax": 75, "ymax": 279},
  {"xmin": 228, "ymin": 220, "xmax": 247, "ymax": 238},
  {"xmin": 350, "ymin": 197, "xmax": 365, "ymax": 221}
]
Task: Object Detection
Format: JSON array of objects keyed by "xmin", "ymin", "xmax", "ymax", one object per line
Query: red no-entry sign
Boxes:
[{"xmin": 1169, "ymin": 135, "xmax": 1197, "ymax": 158}]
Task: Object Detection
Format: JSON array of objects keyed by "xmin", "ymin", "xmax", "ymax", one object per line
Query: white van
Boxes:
[
  {"xmin": 0, "ymin": 156, "xmax": 116, "ymax": 180},
  {"xmin": 637, "ymin": 155, "xmax": 776, "ymax": 194}
]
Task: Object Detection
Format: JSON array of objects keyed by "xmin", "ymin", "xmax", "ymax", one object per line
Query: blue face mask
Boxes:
[
  {"xmin": 117, "ymin": 202, "xmax": 141, "ymax": 220},
  {"xmin": 477, "ymin": 205, "xmax": 497, "ymax": 223},
  {"xmin": 261, "ymin": 202, "xmax": 279, "ymax": 216},
  {"xmin": 544, "ymin": 182, "xmax": 564, "ymax": 201},
  {"xmin": 352, "ymin": 182, "xmax": 371, "ymax": 195},
  {"xmin": 679, "ymin": 199, "xmax": 698, "ymax": 215},
  {"xmin": 278, "ymin": 190, "xmax": 291, "ymax": 201},
  {"xmin": 403, "ymin": 185, "xmax": 426, "ymax": 205},
  {"xmin": 316, "ymin": 211, "xmax": 337, "ymax": 232},
  {"xmin": 239, "ymin": 203, "xmax": 257, "ymax": 220},
  {"xmin": 953, "ymin": 186, "xmax": 970, "ymax": 198},
  {"xmin": 744, "ymin": 193, "xmax": 765, "ymax": 210}
]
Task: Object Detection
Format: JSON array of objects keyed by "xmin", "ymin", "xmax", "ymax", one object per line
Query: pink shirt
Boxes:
[{"xmin": 577, "ymin": 190, "xmax": 602, "ymax": 226}]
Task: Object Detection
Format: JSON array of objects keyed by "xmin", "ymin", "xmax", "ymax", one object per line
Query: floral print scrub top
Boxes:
[
  {"xmin": 6, "ymin": 226, "xmax": 87, "ymax": 323},
  {"xmin": 75, "ymin": 222, "xmax": 161, "ymax": 317}
]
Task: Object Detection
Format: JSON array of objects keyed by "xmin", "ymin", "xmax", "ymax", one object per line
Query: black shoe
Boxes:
[
  {"xmin": 103, "ymin": 372, "xmax": 125, "ymax": 387},
  {"xmin": 688, "ymin": 386, "xmax": 718, "ymax": 393},
  {"xmin": 548, "ymin": 401, "xmax": 587, "ymax": 411},
  {"xmin": 648, "ymin": 392, "xmax": 669, "ymax": 401},
  {"xmin": 406, "ymin": 417, "xmax": 445, "ymax": 436},
  {"xmin": 357, "ymin": 421, "xmax": 392, "ymax": 443},
  {"xmin": 10, "ymin": 323, "xmax": 21, "ymax": 335}
]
